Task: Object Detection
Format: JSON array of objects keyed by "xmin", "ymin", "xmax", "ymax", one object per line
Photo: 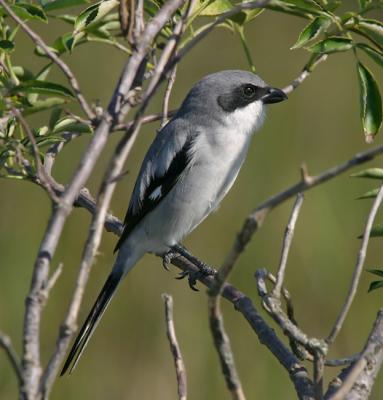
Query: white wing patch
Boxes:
[{"xmin": 148, "ymin": 185, "xmax": 163, "ymax": 201}]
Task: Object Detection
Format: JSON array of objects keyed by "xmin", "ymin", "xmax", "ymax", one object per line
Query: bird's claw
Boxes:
[
  {"xmin": 176, "ymin": 271, "xmax": 188, "ymax": 279},
  {"xmin": 175, "ymin": 265, "xmax": 215, "ymax": 291},
  {"xmin": 162, "ymin": 249, "xmax": 178, "ymax": 271}
]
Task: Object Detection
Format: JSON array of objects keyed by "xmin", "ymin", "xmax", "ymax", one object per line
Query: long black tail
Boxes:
[{"xmin": 60, "ymin": 271, "xmax": 123, "ymax": 376}]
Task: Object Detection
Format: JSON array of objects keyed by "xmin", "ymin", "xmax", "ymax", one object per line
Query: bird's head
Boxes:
[{"xmin": 179, "ymin": 70, "xmax": 287, "ymax": 135}]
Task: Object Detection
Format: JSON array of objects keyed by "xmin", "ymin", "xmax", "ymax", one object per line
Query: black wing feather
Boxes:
[{"xmin": 114, "ymin": 139, "xmax": 193, "ymax": 252}]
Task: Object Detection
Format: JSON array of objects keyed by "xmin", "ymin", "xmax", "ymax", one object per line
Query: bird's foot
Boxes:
[
  {"xmin": 172, "ymin": 244, "xmax": 216, "ymax": 291},
  {"xmin": 176, "ymin": 267, "xmax": 214, "ymax": 291},
  {"xmin": 162, "ymin": 249, "xmax": 179, "ymax": 271}
]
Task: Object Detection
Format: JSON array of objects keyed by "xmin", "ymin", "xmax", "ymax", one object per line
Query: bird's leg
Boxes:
[{"xmin": 171, "ymin": 244, "xmax": 216, "ymax": 291}]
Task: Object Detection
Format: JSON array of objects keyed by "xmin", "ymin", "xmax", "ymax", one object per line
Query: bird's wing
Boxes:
[{"xmin": 114, "ymin": 120, "xmax": 193, "ymax": 252}]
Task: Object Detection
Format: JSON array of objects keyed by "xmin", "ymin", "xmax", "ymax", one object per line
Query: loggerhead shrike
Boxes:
[{"xmin": 61, "ymin": 70, "xmax": 287, "ymax": 375}]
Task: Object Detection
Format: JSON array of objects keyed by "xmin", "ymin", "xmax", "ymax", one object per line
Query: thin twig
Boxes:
[
  {"xmin": 326, "ymin": 184, "xmax": 383, "ymax": 345},
  {"xmin": 0, "ymin": 331, "xmax": 23, "ymax": 386},
  {"xmin": 282, "ymin": 54, "xmax": 328, "ymax": 95},
  {"xmin": 161, "ymin": 65, "xmax": 178, "ymax": 128},
  {"xmin": 324, "ymin": 354, "xmax": 360, "ymax": 367},
  {"xmin": 256, "ymin": 269, "xmax": 328, "ymax": 357},
  {"xmin": 272, "ymin": 194, "xmax": 304, "ymax": 298},
  {"xmin": 222, "ymin": 144, "xmax": 383, "ymax": 288},
  {"xmin": 44, "ymin": 132, "xmax": 81, "ymax": 176},
  {"xmin": 42, "ymin": 263, "xmax": 64, "ymax": 300},
  {"xmin": 114, "ymin": 110, "xmax": 177, "ymax": 131},
  {"xmin": 208, "ymin": 295, "xmax": 246, "ymax": 400},
  {"xmin": 325, "ymin": 309, "xmax": 383, "ymax": 400},
  {"xmin": 313, "ymin": 352, "xmax": 324, "ymax": 400},
  {"xmin": 0, "ymin": 0, "xmax": 94, "ymax": 120},
  {"xmin": 12, "ymin": 109, "xmax": 59, "ymax": 203},
  {"xmin": 162, "ymin": 294, "xmax": 187, "ymax": 400},
  {"xmin": 139, "ymin": 0, "xmax": 195, "ymax": 112},
  {"xmin": 44, "ymin": 111, "xmax": 178, "ymax": 175},
  {"xmin": 171, "ymin": 0, "xmax": 271, "ymax": 73}
]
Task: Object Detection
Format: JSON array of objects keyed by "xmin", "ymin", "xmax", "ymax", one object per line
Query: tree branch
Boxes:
[
  {"xmin": 161, "ymin": 65, "xmax": 178, "ymax": 128},
  {"xmin": 272, "ymin": 194, "xmax": 304, "ymax": 297},
  {"xmin": 162, "ymin": 294, "xmax": 187, "ymax": 400},
  {"xmin": 256, "ymin": 269, "xmax": 328, "ymax": 357},
  {"xmin": 208, "ymin": 294, "xmax": 246, "ymax": 400}
]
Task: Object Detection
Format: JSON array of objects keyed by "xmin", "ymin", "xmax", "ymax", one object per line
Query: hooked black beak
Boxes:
[{"xmin": 261, "ymin": 87, "xmax": 287, "ymax": 104}]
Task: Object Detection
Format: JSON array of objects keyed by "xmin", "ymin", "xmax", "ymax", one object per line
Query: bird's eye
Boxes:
[{"xmin": 243, "ymin": 85, "xmax": 256, "ymax": 97}]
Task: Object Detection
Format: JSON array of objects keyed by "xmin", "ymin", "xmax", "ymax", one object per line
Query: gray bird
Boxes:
[{"xmin": 61, "ymin": 70, "xmax": 287, "ymax": 375}]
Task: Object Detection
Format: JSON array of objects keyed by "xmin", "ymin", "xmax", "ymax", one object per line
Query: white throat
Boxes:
[{"xmin": 224, "ymin": 101, "xmax": 266, "ymax": 136}]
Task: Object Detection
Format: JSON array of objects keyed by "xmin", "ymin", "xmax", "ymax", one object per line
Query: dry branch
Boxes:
[
  {"xmin": 162, "ymin": 294, "xmax": 187, "ymax": 400},
  {"xmin": 325, "ymin": 309, "xmax": 383, "ymax": 400},
  {"xmin": 326, "ymin": 184, "xmax": 383, "ymax": 345},
  {"xmin": 208, "ymin": 293, "xmax": 245, "ymax": 400},
  {"xmin": 272, "ymin": 194, "xmax": 304, "ymax": 298},
  {"xmin": 222, "ymin": 144, "xmax": 383, "ymax": 283}
]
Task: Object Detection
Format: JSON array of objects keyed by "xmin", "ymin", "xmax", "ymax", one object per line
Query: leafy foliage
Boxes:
[{"xmin": 0, "ymin": 0, "xmax": 382, "ymax": 181}]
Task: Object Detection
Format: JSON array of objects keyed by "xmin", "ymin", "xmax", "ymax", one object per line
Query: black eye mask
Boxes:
[{"xmin": 217, "ymin": 84, "xmax": 269, "ymax": 112}]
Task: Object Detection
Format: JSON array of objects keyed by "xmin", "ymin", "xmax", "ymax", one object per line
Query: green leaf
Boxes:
[
  {"xmin": 40, "ymin": 0, "xmax": 90, "ymax": 12},
  {"xmin": 54, "ymin": 14, "xmax": 77, "ymax": 25},
  {"xmin": 356, "ymin": 19, "xmax": 383, "ymax": 49},
  {"xmin": 0, "ymin": 40, "xmax": 14, "ymax": 52},
  {"xmin": 351, "ymin": 168, "xmax": 383, "ymax": 179},
  {"xmin": 36, "ymin": 126, "xmax": 49, "ymax": 136},
  {"xmin": 10, "ymin": 4, "xmax": 47, "ymax": 22},
  {"xmin": 35, "ymin": 135, "xmax": 66, "ymax": 148},
  {"xmin": 358, "ymin": 224, "xmax": 383, "ymax": 237},
  {"xmin": 199, "ymin": 0, "xmax": 232, "ymax": 16},
  {"xmin": 23, "ymin": 98, "xmax": 68, "ymax": 115},
  {"xmin": 357, "ymin": 61, "xmax": 382, "ymax": 142},
  {"xmin": 370, "ymin": 224, "xmax": 383, "ymax": 237},
  {"xmin": 266, "ymin": 0, "xmax": 324, "ymax": 18},
  {"xmin": 12, "ymin": 66, "xmax": 34, "ymax": 81},
  {"xmin": 49, "ymin": 108, "xmax": 63, "ymax": 130},
  {"xmin": 74, "ymin": 0, "xmax": 119, "ymax": 34},
  {"xmin": 52, "ymin": 117, "xmax": 92, "ymax": 133},
  {"xmin": 325, "ymin": 0, "xmax": 341, "ymax": 12},
  {"xmin": 309, "ymin": 36, "xmax": 353, "ymax": 54},
  {"xmin": 367, "ymin": 269, "xmax": 383, "ymax": 278},
  {"xmin": 228, "ymin": 8, "xmax": 263, "ymax": 25},
  {"xmin": 27, "ymin": 63, "xmax": 53, "ymax": 104},
  {"xmin": 368, "ymin": 280, "xmax": 383, "ymax": 292},
  {"xmin": 357, "ymin": 43, "xmax": 383, "ymax": 68},
  {"xmin": 34, "ymin": 44, "xmax": 59, "ymax": 57},
  {"xmin": 358, "ymin": 187, "xmax": 379, "ymax": 199},
  {"xmin": 358, "ymin": 0, "xmax": 372, "ymax": 11},
  {"xmin": 11, "ymin": 80, "xmax": 75, "ymax": 98},
  {"xmin": 291, "ymin": 16, "xmax": 330, "ymax": 49}
]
